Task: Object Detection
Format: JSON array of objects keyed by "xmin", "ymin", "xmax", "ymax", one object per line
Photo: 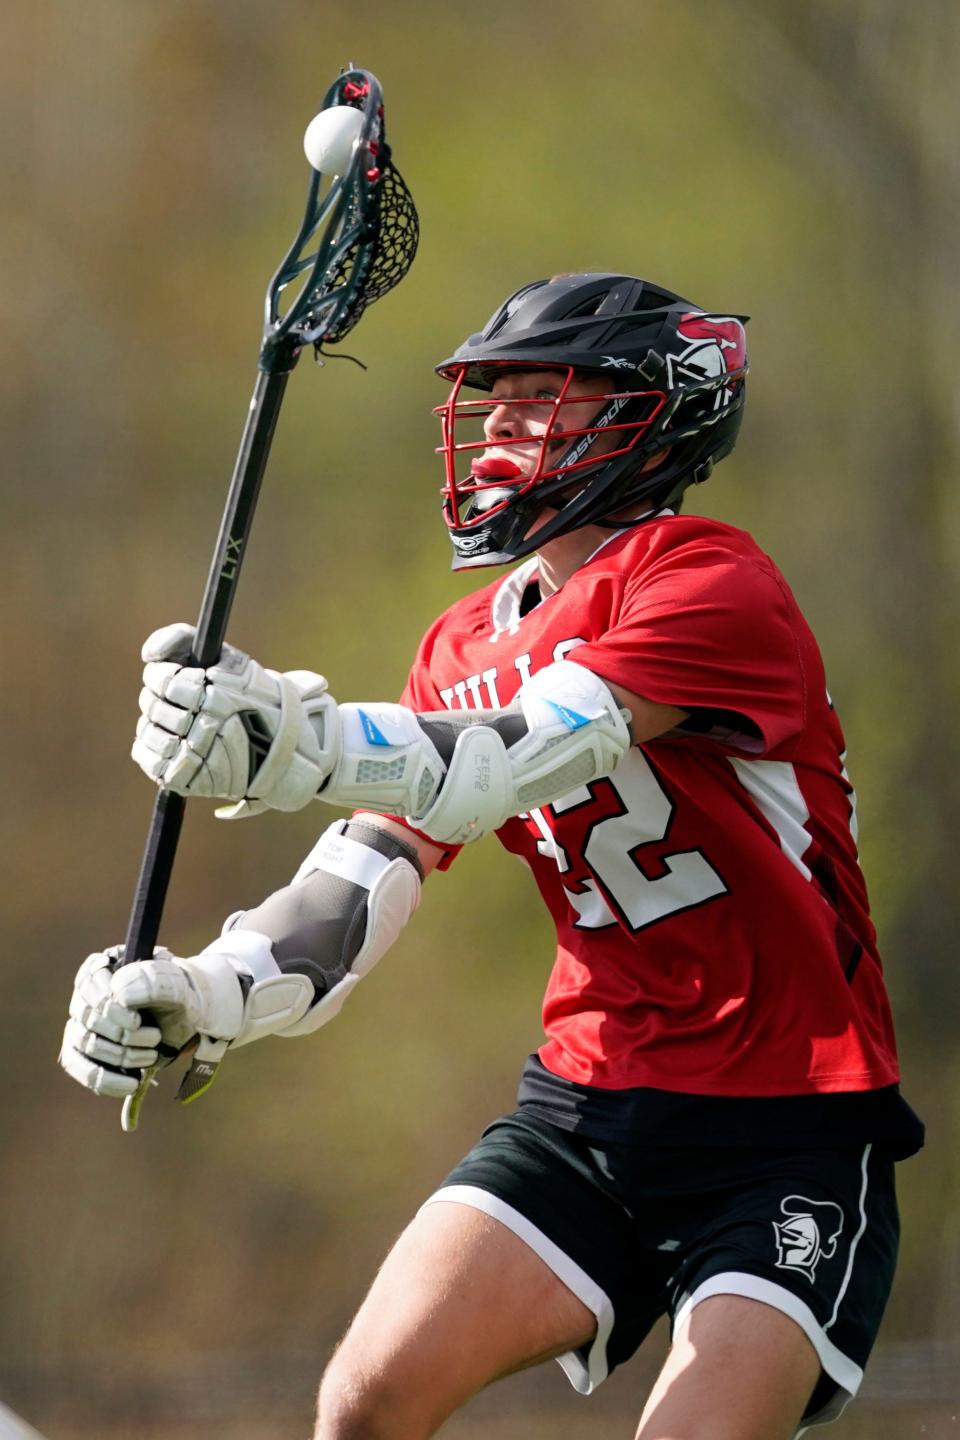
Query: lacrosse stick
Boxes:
[{"xmin": 118, "ymin": 67, "xmax": 419, "ymax": 1132}]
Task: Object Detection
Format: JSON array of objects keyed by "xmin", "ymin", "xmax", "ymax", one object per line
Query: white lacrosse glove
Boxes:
[
  {"xmin": 59, "ymin": 933, "xmax": 317, "ymax": 1100},
  {"xmin": 59, "ymin": 945, "xmax": 241, "ymax": 1099},
  {"xmin": 132, "ymin": 622, "xmax": 339, "ymax": 818}
]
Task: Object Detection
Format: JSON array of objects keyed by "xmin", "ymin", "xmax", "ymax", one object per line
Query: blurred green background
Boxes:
[{"xmin": 3, "ymin": 2, "xmax": 958, "ymax": 1436}]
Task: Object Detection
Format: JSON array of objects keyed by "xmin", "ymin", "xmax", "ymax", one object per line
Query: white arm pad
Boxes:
[
  {"xmin": 319, "ymin": 703, "xmax": 447, "ymax": 817},
  {"xmin": 322, "ymin": 659, "xmax": 630, "ymax": 840},
  {"xmin": 320, "ymin": 661, "xmax": 630, "ymax": 845},
  {"xmin": 415, "ymin": 661, "xmax": 631, "ymax": 844}
]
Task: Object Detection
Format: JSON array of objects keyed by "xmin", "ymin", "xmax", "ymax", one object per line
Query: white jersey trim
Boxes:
[
  {"xmin": 728, "ymin": 757, "xmax": 813, "ymax": 880},
  {"xmin": 673, "ymin": 1270, "xmax": 862, "ymax": 1429},
  {"xmin": 420, "ymin": 1183, "xmax": 614, "ymax": 1394},
  {"xmin": 490, "ymin": 557, "xmax": 540, "ymax": 639}
]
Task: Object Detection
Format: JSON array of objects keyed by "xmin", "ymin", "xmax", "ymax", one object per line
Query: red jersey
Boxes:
[{"xmin": 399, "ymin": 514, "xmax": 901, "ymax": 1101}]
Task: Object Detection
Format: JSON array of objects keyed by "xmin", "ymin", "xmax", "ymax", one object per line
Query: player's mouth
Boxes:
[{"xmin": 470, "ymin": 454, "xmax": 526, "ymax": 481}]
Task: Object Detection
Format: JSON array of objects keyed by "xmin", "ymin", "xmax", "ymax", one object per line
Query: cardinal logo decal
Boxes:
[
  {"xmin": 772, "ymin": 1195, "xmax": 844, "ymax": 1283},
  {"xmin": 668, "ymin": 313, "xmax": 748, "ymax": 411}
]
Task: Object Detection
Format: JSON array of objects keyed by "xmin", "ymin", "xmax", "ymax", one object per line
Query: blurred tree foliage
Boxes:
[{"xmin": 2, "ymin": 1, "xmax": 957, "ymax": 1435}]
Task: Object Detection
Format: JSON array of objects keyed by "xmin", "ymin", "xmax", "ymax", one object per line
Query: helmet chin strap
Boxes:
[
  {"xmin": 546, "ymin": 379, "xmax": 725, "ymax": 533},
  {"xmin": 539, "ymin": 391, "xmax": 651, "ymax": 527},
  {"xmin": 550, "ymin": 392, "xmax": 630, "ymax": 479},
  {"xmin": 471, "ymin": 485, "xmax": 517, "ymax": 515}
]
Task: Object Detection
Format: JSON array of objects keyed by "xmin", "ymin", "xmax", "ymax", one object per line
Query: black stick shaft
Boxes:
[{"xmin": 122, "ymin": 366, "xmax": 291, "ymax": 963}]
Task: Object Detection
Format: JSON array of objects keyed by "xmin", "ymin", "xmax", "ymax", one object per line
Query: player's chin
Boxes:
[{"xmin": 523, "ymin": 506, "xmax": 560, "ymax": 542}]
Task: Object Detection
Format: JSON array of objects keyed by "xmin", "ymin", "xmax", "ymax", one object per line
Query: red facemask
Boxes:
[{"xmin": 434, "ymin": 364, "xmax": 666, "ymax": 532}]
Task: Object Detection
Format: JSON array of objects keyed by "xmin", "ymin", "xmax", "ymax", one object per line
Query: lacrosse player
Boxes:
[{"xmin": 62, "ymin": 274, "xmax": 923, "ymax": 1439}]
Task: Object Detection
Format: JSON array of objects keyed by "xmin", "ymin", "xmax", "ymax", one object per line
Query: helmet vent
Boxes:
[
  {"xmin": 484, "ymin": 281, "xmax": 544, "ymax": 340},
  {"xmin": 566, "ymin": 294, "xmax": 607, "ymax": 319},
  {"xmin": 634, "ymin": 284, "xmax": 677, "ymax": 311}
]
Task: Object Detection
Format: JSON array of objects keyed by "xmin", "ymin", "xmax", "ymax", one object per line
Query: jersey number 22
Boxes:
[{"xmin": 528, "ymin": 750, "xmax": 728, "ymax": 932}]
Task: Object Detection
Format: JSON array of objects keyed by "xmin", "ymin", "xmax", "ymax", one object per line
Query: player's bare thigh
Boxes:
[
  {"xmin": 635, "ymin": 1294, "xmax": 821, "ymax": 1440},
  {"xmin": 315, "ymin": 1198, "xmax": 596, "ymax": 1440}
]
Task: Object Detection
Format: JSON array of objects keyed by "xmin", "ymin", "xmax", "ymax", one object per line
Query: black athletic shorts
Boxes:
[{"xmin": 423, "ymin": 1111, "xmax": 899, "ymax": 1433}]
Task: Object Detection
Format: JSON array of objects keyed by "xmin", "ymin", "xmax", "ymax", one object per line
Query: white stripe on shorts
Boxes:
[
  {"xmin": 826, "ymin": 1143, "xmax": 871, "ymax": 1330},
  {"xmin": 673, "ymin": 1271, "xmax": 862, "ymax": 1431},
  {"xmin": 420, "ymin": 1183, "xmax": 614, "ymax": 1394}
]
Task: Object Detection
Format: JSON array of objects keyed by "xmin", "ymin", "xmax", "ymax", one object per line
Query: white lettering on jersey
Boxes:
[
  {"xmin": 440, "ymin": 668, "xmax": 502, "ymax": 711},
  {"xmin": 580, "ymin": 753, "xmax": 726, "ymax": 930},
  {"xmin": 565, "ymin": 877, "xmax": 618, "ymax": 928},
  {"xmin": 464, "ymin": 673, "xmax": 485, "ymax": 709},
  {"xmin": 527, "ymin": 805, "xmax": 572, "ymax": 872},
  {"xmin": 548, "ymin": 787, "xmax": 618, "ymax": 926},
  {"xmin": 481, "ymin": 667, "xmax": 501, "ymax": 707},
  {"xmin": 534, "ymin": 758, "xmax": 726, "ymax": 932},
  {"xmin": 437, "ymin": 642, "xmax": 584, "ymax": 714}
]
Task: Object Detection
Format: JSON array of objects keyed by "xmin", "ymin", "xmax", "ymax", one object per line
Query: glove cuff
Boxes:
[
  {"xmin": 199, "ymin": 930, "xmax": 315, "ymax": 1048},
  {"xmin": 202, "ymin": 928, "xmax": 279, "ymax": 983},
  {"xmin": 186, "ymin": 944, "xmax": 251, "ymax": 1040}
]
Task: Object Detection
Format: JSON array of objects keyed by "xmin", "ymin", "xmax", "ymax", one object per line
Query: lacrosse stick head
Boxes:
[{"xmin": 261, "ymin": 68, "xmax": 419, "ymax": 372}]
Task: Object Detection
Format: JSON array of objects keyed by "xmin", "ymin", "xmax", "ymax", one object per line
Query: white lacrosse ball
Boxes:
[{"xmin": 303, "ymin": 105, "xmax": 365, "ymax": 175}]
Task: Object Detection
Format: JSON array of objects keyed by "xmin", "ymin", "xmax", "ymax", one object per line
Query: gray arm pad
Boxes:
[
  {"xmin": 235, "ymin": 820, "xmax": 424, "ymax": 1003},
  {"xmin": 205, "ymin": 818, "xmax": 423, "ymax": 1047}
]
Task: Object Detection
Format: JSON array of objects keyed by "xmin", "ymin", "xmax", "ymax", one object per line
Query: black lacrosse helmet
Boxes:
[{"xmin": 434, "ymin": 272, "xmax": 748, "ymax": 569}]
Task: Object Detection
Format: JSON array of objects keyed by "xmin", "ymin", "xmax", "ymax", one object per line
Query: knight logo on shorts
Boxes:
[{"xmin": 772, "ymin": 1195, "xmax": 844, "ymax": 1282}]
